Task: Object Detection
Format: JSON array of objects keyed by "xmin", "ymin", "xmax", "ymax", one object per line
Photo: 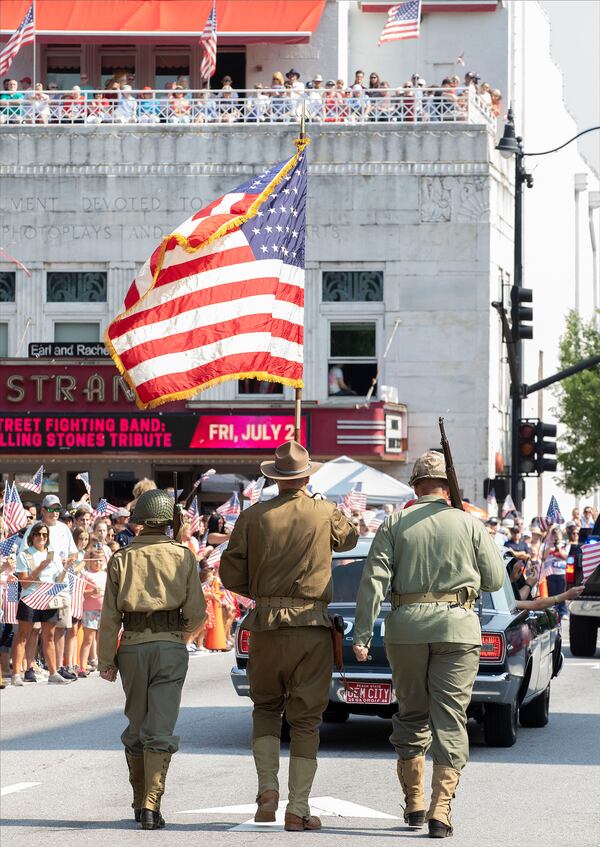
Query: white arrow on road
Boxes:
[
  {"xmin": 179, "ymin": 795, "xmax": 399, "ymax": 831},
  {"xmin": 1, "ymin": 783, "xmax": 41, "ymax": 797}
]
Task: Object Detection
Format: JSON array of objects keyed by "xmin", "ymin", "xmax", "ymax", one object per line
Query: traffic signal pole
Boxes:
[{"xmin": 510, "ymin": 141, "xmax": 527, "ymax": 512}]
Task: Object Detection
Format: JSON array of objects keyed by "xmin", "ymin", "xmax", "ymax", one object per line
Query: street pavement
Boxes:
[{"xmin": 1, "ymin": 639, "xmax": 598, "ymax": 847}]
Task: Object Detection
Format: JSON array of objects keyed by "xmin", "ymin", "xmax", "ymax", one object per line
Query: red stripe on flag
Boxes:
[
  {"xmin": 136, "ymin": 353, "xmax": 303, "ymax": 404},
  {"xmin": 155, "ymin": 245, "xmax": 256, "ymax": 289}
]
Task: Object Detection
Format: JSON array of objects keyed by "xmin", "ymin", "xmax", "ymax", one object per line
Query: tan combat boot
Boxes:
[
  {"xmin": 253, "ymin": 735, "xmax": 280, "ymax": 822},
  {"xmin": 426, "ymin": 764, "xmax": 461, "ymax": 838},
  {"xmin": 125, "ymin": 751, "xmax": 145, "ymax": 822},
  {"xmin": 284, "ymin": 757, "xmax": 321, "ymax": 831},
  {"xmin": 141, "ymin": 750, "xmax": 171, "ymax": 830},
  {"xmin": 397, "ymin": 756, "xmax": 426, "ymax": 827}
]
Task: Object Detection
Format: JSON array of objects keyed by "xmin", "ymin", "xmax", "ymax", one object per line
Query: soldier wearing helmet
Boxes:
[
  {"xmin": 353, "ymin": 451, "xmax": 504, "ymax": 839},
  {"xmin": 97, "ymin": 488, "xmax": 206, "ymax": 831}
]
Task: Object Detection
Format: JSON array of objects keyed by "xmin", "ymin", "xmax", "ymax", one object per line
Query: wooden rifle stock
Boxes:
[{"xmin": 439, "ymin": 417, "xmax": 464, "ymax": 511}]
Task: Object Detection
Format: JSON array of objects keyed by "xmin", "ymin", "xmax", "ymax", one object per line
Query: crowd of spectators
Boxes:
[{"xmin": 0, "ymin": 68, "xmax": 502, "ymax": 125}]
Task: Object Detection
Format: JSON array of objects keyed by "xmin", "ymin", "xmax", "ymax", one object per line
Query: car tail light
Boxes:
[
  {"xmin": 481, "ymin": 633, "xmax": 505, "ymax": 662},
  {"xmin": 236, "ymin": 629, "xmax": 251, "ymax": 656},
  {"xmin": 565, "ymin": 558, "xmax": 575, "ymax": 585}
]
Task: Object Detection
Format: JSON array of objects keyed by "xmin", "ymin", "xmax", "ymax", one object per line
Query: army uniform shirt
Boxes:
[
  {"xmin": 354, "ymin": 495, "xmax": 505, "ymax": 646},
  {"xmin": 220, "ymin": 488, "xmax": 358, "ymax": 631},
  {"xmin": 98, "ymin": 531, "xmax": 206, "ymax": 672}
]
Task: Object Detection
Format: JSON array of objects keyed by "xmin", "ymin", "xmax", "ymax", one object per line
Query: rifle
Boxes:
[
  {"xmin": 172, "ymin": 471, "xmax": 185, "ymax": 542},
  {"xmin": 439, "ymin": 417, "xmax": 465, "ymax": 511}
]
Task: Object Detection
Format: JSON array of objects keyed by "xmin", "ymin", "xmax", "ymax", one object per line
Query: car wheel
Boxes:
[
  {"xmin": 519, "ymin": 684, "xmax": 550, "ymax": 728},
  {"xmin": 569, "ymin": 615, "xmax": 598, "ymax": 657},
  {"xmin": 322, "ymin": 709, "xmax": 350, "ymax": 724},
  {"xmin": 483, "ymin": 698, "xmax": 518, "ymax": 747}
]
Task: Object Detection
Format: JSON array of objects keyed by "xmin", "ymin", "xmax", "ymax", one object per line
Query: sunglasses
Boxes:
[
  {"xmin": 44, "ymin": 507, "xmax": 61, "ymax": 513},
  {"xmin": 33, "ymin": 531, "xmax": 49, "ymax": 537}
]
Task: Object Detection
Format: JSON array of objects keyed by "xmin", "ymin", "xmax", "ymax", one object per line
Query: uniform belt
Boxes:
[
  {"xmin": 122, "ymin": 609, "xmax": 184, "ymax": 633},
  {"xmin": 391, "ymin": 589, "xmax": 477, "ymax": 609},
  {"xmin": 255, "ymin": 597, "xmax": 329, "ymax": 612}
]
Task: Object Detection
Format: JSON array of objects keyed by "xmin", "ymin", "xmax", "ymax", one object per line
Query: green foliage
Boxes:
[{"xmin": 554, "ymin": 311, "xmax": 600, "ymax": 496}]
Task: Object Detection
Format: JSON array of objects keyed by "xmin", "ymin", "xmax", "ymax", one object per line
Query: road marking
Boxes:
[
  {"xmin": 1, "ymin": 782, "xmax": 41, "ymax": 797},
  {"xmin": 180, "ymin": 795, "xmax": 399, "ymax": 830},
  {"xmin": 563, "ymin": 660, "xmax": 600, "ymax": 668}
]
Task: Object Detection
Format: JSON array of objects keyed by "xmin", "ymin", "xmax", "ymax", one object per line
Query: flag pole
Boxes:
[
  {"xmin": 32, "ymin": 0, "xmax": 37, "ymax": 85},
  {"xmin": 293, "ymin": 101, "xmax": 307, "ymax": 444}
]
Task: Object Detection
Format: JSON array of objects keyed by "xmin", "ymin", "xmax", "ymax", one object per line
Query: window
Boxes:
[
  {"xmin": 101, "ymin": 50, "xmax": 136, "ymax": 87},
  {"xmin": 155, "ymin": 52, "xmax": 190, "ymax": 89},
  {"xmin": 0, "ymin": 271, "xmax": 16, "ymax": 302},
  {"xmin": 45, "ymin": 48, "xmax": 81, "ymax": 88},
  {"xmin": 322, "ymin": 271, "xmax": 383, "ymax": 302},
  {"xmin": 47, "ymin": 271, "xmax": 107, "ymax": 302},
  {"xmin": 54, "ymin": 323, "xmax": 100, "ymax": 343},
  {"xmin": 238, "ymin": 378, "xmax": 283, "ymax": 396},
  {"xmin": 0, "ymin": 323, "xmax": 8, "ymax": 357},
  {"xmin": 328, "ymin": 322, "xmax": 377, "ymax": 397}
]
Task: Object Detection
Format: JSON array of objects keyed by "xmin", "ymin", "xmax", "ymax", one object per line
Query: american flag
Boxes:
[
  {"xmin": 243, "ymin": 477, "xmax": 265, "ymax": 505},
  {"xmin": 197, "ymin": 530, "xmax": 209, "ymax": 559},
  {"xmin": 90, "ymin": 498, "xmax": 119, "ymax": 524},
  {"xmin": 207, "ymin": 542, "xmax": 228, "ymax": 568},
  {"xmin": 187, "ymin": 497, "xmax": 201, "ymax": 534},
  {"xmin": 581, "ymin": 542, "xmax": 600, "ymax": 583},
  {"xmin": 486, "ymin": 487, "xmax": 497, "ymax": 517},
  {"xmin": 105, "ymin": 145, "xmax": 307, "ymax": 410},
  {"xmin": 196, "ymin": 468, "xmax": 216, "ymax": 485},
  {"xmin": 345, "ymin": 484, "xmax": 367, "ymax": 514},
  {"xmin": 368, "ymin": 511, "xmax": 385, "ymax": 533},
  {"xmin": 337, "ymin": 497, "xmax": 352, "ymax": 519},
  {"xmin": 539, "ymin": 496, "xmax": 564, "ymax": 531},
  {"xmin": 200, "ymin": 0, "xmax": 217, "ymax": 82},
  {"xmin": 3, "ymin": 482, "xmax": 29, "ymax": 535},
  {"xmin": 20, "ymin": 465, "xmax": 44, "ymax": 494},
  {"xmin": 378, "ymin": 0, "xmax": 421, "ymax": 45},
  {"xmin": 0, "ymin": 533, "xmax": 20, "ymax": 558},
  {"xmin": 21, "ymin": 581, "xmax": 67, "ymax": 611},
  {"xmin": 217, "ymin": 492, "xmax": 241, "ymax": 524},
  {"xmin": 501, "ymin": 494, "xmax": 516, "ymax": 518},
  {"xmin": 76, "ymin": 472, "xmax": 91, "ymax": 495},
  {"xmin": 2, "ymin": 575, "xmax": 19, "ymax": 624},
  {"xmin": 66, "ymin": 568, "xmax": 86, "ymax": 620},
  {"xmin": 221, "ymin": 588, "xmax": 236, "ymax": 607},
  {"xmin": 0, "ymin": 4, "xmax": 35, "ymax": 76}
]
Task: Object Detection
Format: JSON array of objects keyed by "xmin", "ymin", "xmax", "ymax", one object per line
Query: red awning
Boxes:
[
  {"xmin": 0, "ymin": 1, "xmax": 326, "ymax": 43},
  {"xmin": 361, "ymin": 1, "xmax": 498, "ymax": 11}
]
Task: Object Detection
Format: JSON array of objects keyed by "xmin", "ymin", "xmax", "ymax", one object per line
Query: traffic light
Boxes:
[
  {"xmin": 517, "ymin": 419, "xmax": 537, "ymax": 475},
  {"xmin": 511, "ymin": 286, "xmax": 533, "ymax": 341},
  {"xmin": 535, "ymin": 421, "xmax": 557, "ymax": 474}
]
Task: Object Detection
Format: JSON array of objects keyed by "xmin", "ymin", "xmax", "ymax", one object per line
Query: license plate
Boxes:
[{"xmin": 343, "ymin": 682, "xmax": 392, "ymax": 705}]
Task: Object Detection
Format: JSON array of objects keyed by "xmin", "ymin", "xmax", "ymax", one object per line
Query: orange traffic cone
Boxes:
[{"xmin": 204, "ymin": 603, "xmax": 227, "ymax": 651}]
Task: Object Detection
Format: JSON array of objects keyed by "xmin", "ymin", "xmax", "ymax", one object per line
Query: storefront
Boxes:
[{"xmin": 1, "ymin": 359, "xmax": 408, "ymax": 506}]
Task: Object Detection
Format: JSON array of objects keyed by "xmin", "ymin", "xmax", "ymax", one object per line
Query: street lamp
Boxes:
[{"xmin": 496, "ymin": 111, "xmax": 600, "ymax": 511}]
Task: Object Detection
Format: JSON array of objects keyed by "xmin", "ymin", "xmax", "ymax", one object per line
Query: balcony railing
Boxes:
[{"xmin": 0, "ymin": 88, "xmax": 497, "ymax": 129}]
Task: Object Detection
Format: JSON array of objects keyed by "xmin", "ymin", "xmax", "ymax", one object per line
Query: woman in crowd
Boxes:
[
  {"xmin": 491, "ymin": 88, "xmax": 503, "ymax": 118},
  {"xmin": 207, "ymin": 514, "xmax": 229, "ymax": 546},
  {"xmin": 62, "ymin": 85, "xmax": 86, "ymax": 122},
  {"xmin": 542, "ymin": 525, "xmax": 569, "ymax": 618},
  {"xmin": 59, "ymin": 527, "xmax": 89, "ymax": 676},
  {"xmin": 126, "ymin": 477, "xmax": 156, "ymax": 512},
  {"xmin": 168, "ymin": 86, "xmax": 192, "ymax": 123},
  {"xmin": 28, "ymin": 83, "xmax": 50, "ymax": 124},
  {"xmin": 78, "ymin": 546, "xmax": 107, "ymax": 677},
  {"xmin": 11, "ymin": 522, "xmax": 70, "ymax": 685}
]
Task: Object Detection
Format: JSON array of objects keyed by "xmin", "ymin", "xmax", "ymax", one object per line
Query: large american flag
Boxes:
[
  {"xmin": 539, "ymin": 496, "xmax": 564, "ymax": 531},
  {"xmin": 581, "ymin": 542, "xmax": 600, "ymax": 583},
  {"xmin": 378, "ymin": 0, "xmax": 421, "ymax": 45},
  {"xmin": 0, "ymin": 4, "xmax": 35, "ymax": 76},
  {"xmin": 20, "ymin": 465, "xmax": 44, "ymax": 494},
  {"xmin": 3, "ymin": 482, "xmax": 29, "ymax": 535},
  {"xmin": 67, "ymin": 568, "xmax": 86, "ymax": 620},
  {"xmin": 216, "ymin": 492, "xmax": 241, "ymax": 524},
  {"xmin": 105, "ymin": 145, "xmax": 308, "ymax": 410},
  {"xmin": 200, "ymin": 0, "xmax": 217, "ymax": 82},
  {"xmin": 2, "ymin": 575, "xmax": 19, "ymax": 624},
  {"xmin": 22, "ymin": 581, "xmax": 67, "ymax": 611}
]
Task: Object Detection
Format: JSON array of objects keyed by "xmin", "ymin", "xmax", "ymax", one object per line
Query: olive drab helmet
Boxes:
[{"xmin": 130, "ymin": 489, "xmax": 174, "ymax": 527}]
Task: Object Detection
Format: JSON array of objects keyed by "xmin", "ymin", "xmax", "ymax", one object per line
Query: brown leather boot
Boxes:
[
  {"xmin": 255, "ymin": 789, "xmax": 279, "ymax": 823},
  {"xmin": 125, "ymin": 751, "xmax": 145, "ymax": 822},
  {"xmin": 284, "ymin": 813, "xmax": 322, "ymax": 831},
  {"xmin": 141, "ymin": 750, "xmax": 171, "ymax": 829},
  {"xmin": 397, "ymin": 756, "xmax": 426, "ymax": 827},
  {"xmin": 426, "ymin": 764, "xmax": 461, "ymax": 838}
]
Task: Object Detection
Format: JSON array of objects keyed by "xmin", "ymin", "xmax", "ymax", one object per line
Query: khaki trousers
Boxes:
[
  {"xmin": 386, "ymin": 642, "xmax": 480, "ymax": 771},
  {"xmin": 118, "ymin": 641, "xmax": 189, "ymax": 755},
  {"xmin": 247, "ymin": 626, "xmax": 332, "ymax": 759}
]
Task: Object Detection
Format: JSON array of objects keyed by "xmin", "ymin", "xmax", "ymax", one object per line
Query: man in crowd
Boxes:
[
  {"xmin": 98, "ymin": 489, "xmax": 205, "ymax": 830},
  {"xmin": 221, "ymin": 441, "xmax": 358, "ymax": 831},
  {"xmin": 352, "ymin": 451, "xmax": 504, "ymax": 838}
]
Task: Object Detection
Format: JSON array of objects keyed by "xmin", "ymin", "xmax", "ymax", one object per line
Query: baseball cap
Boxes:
[
  {"xmin": 42, "ymin": 494, "xmax": 61, "ymax": 509},
  {"xmin": 21, "ymin": 76, "xmax": 32, "ymax": 84},
  {"xmin": 114, "ymin": 507, "xmax": 130, "ymax": 518},
  {"xmin": 523, "ymin": 529, "xmax": 532, "ymax": 538},
  {"xmin": 313, "ymin": 74, "xmax": 323, "ymax": 82},
  {"xmin": 485, "ymin": 518, "xmax": 498, "ymax": 526},
  {"xmin": 501, "ymin": 518, "xmax": 514, "ymax": 528}
]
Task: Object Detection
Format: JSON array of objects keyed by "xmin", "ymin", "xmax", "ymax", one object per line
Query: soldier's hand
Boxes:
[
  {"xmin": 353, "ymin": 645, "xmax": 369, "ymax": 662},
  {"xmin": 100, "ymin": 668, "xmax": 118, "ymax": 682}
]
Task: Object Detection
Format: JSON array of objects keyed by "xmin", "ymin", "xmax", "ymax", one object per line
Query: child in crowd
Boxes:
[{"xmin": 78, "ymin": 546, "xmax": 107, "ymax": 677}]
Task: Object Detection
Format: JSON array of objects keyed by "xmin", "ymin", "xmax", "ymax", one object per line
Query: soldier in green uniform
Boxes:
[
  {"xmin": 353, "ymin": 451, "xmax": 505, "ymax": 839},
  {"xmin": 220, "ymin": 441, "xmax": 358, "ymax": 832},
  {"xmin": 98, "ymin": 489, "xmax": 206, "ymax": 831}
]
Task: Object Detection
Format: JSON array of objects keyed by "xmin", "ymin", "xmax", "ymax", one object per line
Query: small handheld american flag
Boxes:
[
  {"xmin": 3, "ymin": 482, "xmax": 29, "ymax": 535},
  {"xmin": 76, "ymin": 472, "xmax": 91, "ymax": 496},
  {"xmin": 2, "ymin": 575, "xmax": 19, "ymax": 624},
  {"xmin": 207, "ymin": 542, "xmax": 228, "ymax": 568},
  {"xmin": 91, "ymin": 498, "xmax": 119, "ymax": 524},
  {"xmin": 67, "ymin": 569, "xmax": 86, "ymax": 620},
  {"xmin": 538, "ymin": 496, "xmax": 564, "ymax": 531},
  {"xmin": 345, "ymin": 484, "xmax": 367, "ymax": 514},
  {"xmin": 21, "ymin": 581, "xmax": 68, "ymax": 611},
  {"xmin": 216, "ymin": 492, "xmax": 241, "ymax": 524},
  {"xmin": 0, "ymin": 533, "xmax": 20, "ymax": 558},
  {"xmin": 187, "ymin": 497, "xmax": 201, "ymax": 535},
  {"xmin": 243, "ymin": 478, "xmax": 265, "ymax": 505},
  {"xmin": 20, "ymin": 465, "xmax": 44, "ymax": 494}
]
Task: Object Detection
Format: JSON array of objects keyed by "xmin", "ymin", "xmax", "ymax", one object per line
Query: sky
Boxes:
[{"xmin": 540, "ymin": 0, "xmax": 600, "ymax": 171}]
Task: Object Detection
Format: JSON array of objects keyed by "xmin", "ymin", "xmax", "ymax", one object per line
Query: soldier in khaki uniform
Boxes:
[
  {"xmin": 98, "ymin": 489, "xmax": 206, "ymax": 831},
  {"xmin": 353, "ymin": 451, "xmax": 504, "ymax": 839},
  {"xmin": 220, "ymin": 441, "xmax": 358, "ymax": 831}
]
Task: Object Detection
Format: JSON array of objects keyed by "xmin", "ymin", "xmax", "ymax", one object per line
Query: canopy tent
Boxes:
[
  {"xmin": 1, "ymin": 1, "xmax": 327, "ymax": 43},
  {"xmin": 262, "ymin": 456, "xmax": 414, "ymax": 506}
]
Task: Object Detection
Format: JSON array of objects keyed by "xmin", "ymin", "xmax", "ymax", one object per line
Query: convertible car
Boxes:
[{"xmin": 231, "ymin": 537, "xmax": 564, "ymax": 748}]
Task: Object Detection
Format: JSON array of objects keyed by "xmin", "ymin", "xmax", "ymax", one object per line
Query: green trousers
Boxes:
[
  {"xmin": 247, "ymin": 626, "xmax": 332, "ymax": 759},
  {"xmin": 385, "ymin": 641, "xmax": 480, "ymax": 771},
  {"xmin": 118, "ymin": 641, "xmax": 189, "ymax": 755}
]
